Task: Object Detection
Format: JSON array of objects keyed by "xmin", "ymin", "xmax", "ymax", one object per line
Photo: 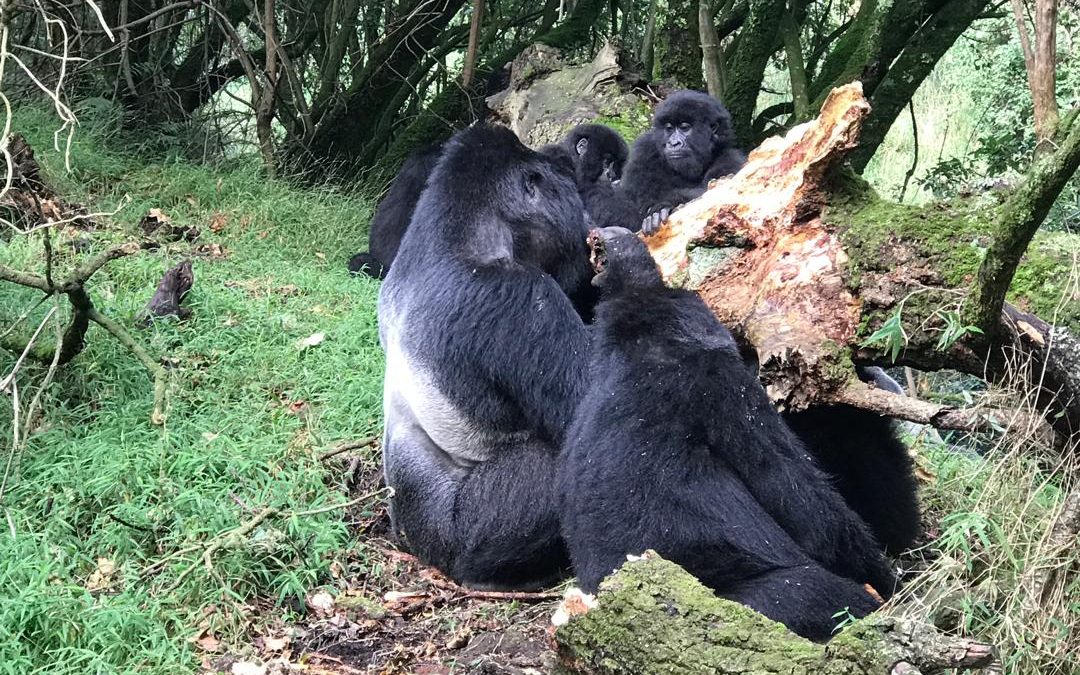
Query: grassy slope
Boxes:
[{"xmin": 0, "ymin": 110, "xmax": 383, "ymax": 673}]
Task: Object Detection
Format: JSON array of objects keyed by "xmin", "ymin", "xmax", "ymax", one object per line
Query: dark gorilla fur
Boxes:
[
  {"xmin": 378, "ymin": 124, "xmax": 591, "ymax": 590},
  {"xmin": 348, "ymin": 143, "xmax": 444, "ymax": 279},
  {"xmin": 539, "ymin": 124, "xmax": 639, "ymax": 230},
  {"xmin": 783, "ymin": 368, "xmax": 922, "ymax": 554},
  {"xmin": 620, "ymin": 90, "xmax": 747, "ymax": 232},
  {"xmin": 349, "ymin": 124, "xmax": 634, "ymax": 279},
  {"xmin": 557, "ymin": 227, "xmax": 896, "ymax": 641}
]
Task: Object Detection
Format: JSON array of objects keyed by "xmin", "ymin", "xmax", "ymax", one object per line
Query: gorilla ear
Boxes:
[
  {"xmin": 523, "ymin": 169, "xmax": 543, "ymax": 199},
  {"xmin": 575, "ymin": 137, "xmax": 589, "ymax": 156}
]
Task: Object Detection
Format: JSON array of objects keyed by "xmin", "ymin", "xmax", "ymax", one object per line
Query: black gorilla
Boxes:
[
  {"xmin": 537, "ymin": 123, "xmax": 639, "ymax": 230},
  {"xmin": 349, "ymin": 124, "xmax": 634, "ymax": 279},
  {"xmin": 378, "ymin": 125, "xmax": 591, "ymax": 589},
  {"xmin": 557, "ymin": 227, "xmax": 896, "ymax": 641},
  {"xmin": 783, "ymin": 368, "xmax": 921, "ymax": 554},
  {"xmin": 348, "ymin": 143, "xmax": 444, "ymax": 279},
  {"xmin": 620, "ymin": 90, "xmax": 747, "ymax": 232}
]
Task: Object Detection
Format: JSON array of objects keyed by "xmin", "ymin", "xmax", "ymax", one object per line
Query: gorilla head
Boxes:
[
  {"xmin": 588, "ymin": 226, "xmax": 664, "ymax": 294},
  {"xmin": 652, "ymin": 90, "xmax": 737, "ymax": 180},
  {"xmin": 425, "ymin": 124, "xmax": 590, "ymax": 294},
  {"xmin": 562, "ymin": 124, "xmax": 629, "ymax": 185}
]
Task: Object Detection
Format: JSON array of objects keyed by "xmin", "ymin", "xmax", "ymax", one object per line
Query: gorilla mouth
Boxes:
[{"xmin": 586, "ymin": 229, "xmax": 608, "ymax": 275}]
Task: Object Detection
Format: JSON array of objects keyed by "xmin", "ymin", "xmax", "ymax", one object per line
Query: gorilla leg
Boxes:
[
  {"xmin": 385, "ymin": 421, "xmax": 567, "ymax": 589},
  {"xmin": 783, "ymin": 367, "xmax": 921, "ymax": 554},
  {"xmin": 724, "ymin": 565, "xmax": 882, "ymax": 642}
]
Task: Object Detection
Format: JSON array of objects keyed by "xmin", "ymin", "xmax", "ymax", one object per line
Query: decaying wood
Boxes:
[
  {"xmin": 646, "ymin": 82, "xmax": 869, "ymax": 410},
  {"xmin": 553, "ymin": 551, "xmax": 998, "ymax": 674},
  {"xmin": 643, "ymin": 82, "xmax": 1080, "ymax": 440},
  {"xmin": 138, "ymin": 259, "xmax": 194, "ymax": 327}
]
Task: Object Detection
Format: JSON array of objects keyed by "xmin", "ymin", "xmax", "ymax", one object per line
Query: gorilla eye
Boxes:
[
  {"xmin": 678, "ymin": 122, "xmax": 692, "ymax": 132},
  {"xmin": 664, "ymin": 123, "xmax": 674, "ymax": 132}
]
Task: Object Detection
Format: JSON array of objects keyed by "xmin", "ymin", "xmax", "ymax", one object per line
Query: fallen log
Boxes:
[
  {"xmin": 644, "ymin": 82, "xmax": 1080, "ymax": 440},
  {"xmin": 553, "ymin": 552, "xmax": 998, "ymax": 675}
]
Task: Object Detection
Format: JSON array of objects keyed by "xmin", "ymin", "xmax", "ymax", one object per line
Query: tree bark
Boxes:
[
  {"xmin": 781, "ymin": 9, "xmax": 810, "ymax": 121},
  {"xmin": 699, "ymin": 0, "xmax": 724, "ymax": 98},
  {"xmin": 1011, "ymin": 0, "xmax": 1060, "ymax": 153},
  {"xmin": 554, "ymin": 552, "xmax": 998, "ymax": 674},
  {"xmin": 462, "ymin": 0, "xmax": 485, "ymax": 88},
  {"xmin": 971, "ymin": 112, "xmax": 1080, "ymax": 333},
  {"xmin": 848, "ymin": 0, "xmax": 990, "ymax": 171},
  {"xmin": 641, "ymin": 0, "xmax": 659, "ymax": 77},
  {"xmin": 722, "ymin": 0, "xmax": 787, "ymax": 146}
]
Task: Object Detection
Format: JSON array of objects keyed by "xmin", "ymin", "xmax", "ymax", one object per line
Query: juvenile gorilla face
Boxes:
[
  {"xmin": 652, "ymin": 91, "xmax": 734, "ymax": 179},
  {"xmin": 567, "ymin": 125, "xmax": 629, "ymax": 185}
]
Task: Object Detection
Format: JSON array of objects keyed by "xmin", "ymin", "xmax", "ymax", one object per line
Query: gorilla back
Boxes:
[
  {"xmin": 558, "ymin": 228, "xmax": 896, "ymax": 641},
  {"xmin": 378, "ymin": 125, "xmax": 591, "ymax": 589}
]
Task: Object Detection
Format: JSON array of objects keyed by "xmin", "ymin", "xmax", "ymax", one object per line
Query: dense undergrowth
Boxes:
[
  {"xmin": 0, "ymin": 108, "xmax": 383, "ymax": 673},
  {"xmin": 1, "ymin": 106, "xmax": 1079, "ymax": 674}
]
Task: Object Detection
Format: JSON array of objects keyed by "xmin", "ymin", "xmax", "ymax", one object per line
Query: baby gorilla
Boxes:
[
  {"xmin": 557, "ymin": 228, "xmax": 896, "ymax": 641},
  {"xmin": 620, "ymin": 90, "xmax": 747, "ymax": 232},
  {"xmin": 539, "ymin": 124, "xmax": 639, "ymax": 230}
]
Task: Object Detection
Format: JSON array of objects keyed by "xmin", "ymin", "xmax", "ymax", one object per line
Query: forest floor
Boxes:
[{"xmin": 1, "ymin": 107, "xmax": 1077, "ymax": 674}]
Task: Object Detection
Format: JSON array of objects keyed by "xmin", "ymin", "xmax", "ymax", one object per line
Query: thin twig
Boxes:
[{"xmin": 317, "ymin": 436, "xmax": 379, "ymax": 461}]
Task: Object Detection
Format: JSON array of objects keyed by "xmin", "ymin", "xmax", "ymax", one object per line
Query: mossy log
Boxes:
[{"xmin": 553, "ymin": 552, "xmax": 997, "ymax": 675}]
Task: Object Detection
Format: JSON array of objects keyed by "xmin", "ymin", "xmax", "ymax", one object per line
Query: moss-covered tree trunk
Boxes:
[{"xmin": 554, "ymin": 553, "xmax": 997, "ymax": 674}]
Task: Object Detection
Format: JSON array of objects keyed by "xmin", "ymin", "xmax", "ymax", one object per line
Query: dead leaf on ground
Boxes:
[
  {"xmin": 86, "ymin": 557, "xmax": 117, "ymax": 592},
  {"xmin": 192, "ymin": 628, "xmax": 221, "ymax": 653},
  {"xmin": 297, "ymin": 332, "xmax": 326, "ymax": 350},
  {"xmin": 210, "ymin": 212, "xmax": 229, "ymax": 233}
]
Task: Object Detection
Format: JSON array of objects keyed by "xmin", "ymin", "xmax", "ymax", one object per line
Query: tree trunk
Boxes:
[
  {"xmin": 722, "ymin": 0, "xmax": 787, "ymax": 146},
  {"xmin": 848, "ymin": 0, "xmax": 989, "ymax": 171},
  {"xmin": 462, "ymin": 0, "xmax": 486, "ymax": 88},
  {"xmin": 699, "ymin": 0, "xmax": 724, "ymax": 98},
  {"xmin": 289, "ymin": 0, "xmax": 468, "ymax": 175},
  {"xmin": 641, "ymin": 0, "xmax": 659, "ymax": 77},
  {"xmin": 554, "ymin": 552, "xmax": 998, "ymax": 674},
  {"xmin": 1011, "ymin": 0, "xmax": 1060, "ymax": 154},
  {"xmin": 781, "ymin": 9, "xmax": 810, "ymax": 121}
]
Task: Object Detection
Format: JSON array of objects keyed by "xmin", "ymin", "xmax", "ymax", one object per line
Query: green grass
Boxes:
[{"xmin": 1, "ymin": 108, "xmax": 383, "ymax": 673}]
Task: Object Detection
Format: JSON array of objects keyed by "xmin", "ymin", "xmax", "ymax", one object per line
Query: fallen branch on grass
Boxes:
[
  {"xmin": 317, "ymin": 436, "xmax": 379, "ymax": 461},
  {"xmin": 554, "ymin": 551, "xmax": 999, "ymax": 674},
  {"xmin": 0, "ymin": 240, "xmax": 169, "ymax": 424}
]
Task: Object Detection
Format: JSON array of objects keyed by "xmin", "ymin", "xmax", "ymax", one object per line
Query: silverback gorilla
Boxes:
[
  {"xmin": 349, "ymin": 124, "xmax": 631, "ymax": 279},
  {"xmin": 558, "ymin": 227, "xmax": 896, "ymax": 641},
  {"xmin": 620, "ymin": 90, "xmax": 747, "ymax": 232},
  {"xmin": 378, "ymin": 125, "xmax": 591, "ymax": 589}
]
